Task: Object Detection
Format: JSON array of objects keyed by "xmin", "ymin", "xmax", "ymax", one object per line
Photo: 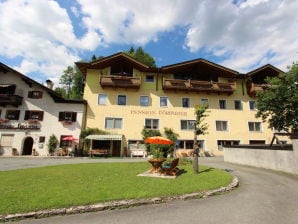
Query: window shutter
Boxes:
[
  {"xmin": 24, "ymin": 111, "xmax": 29, "ymax": 120},
  {"xmin": 58, "ymin": 112, "xmax": 64, "ymax": 121},
  {"xmin": 39, "ymin": 111, "xmax": 44, "ymax": 121},
  {"xmin": 28, "ymin": 91, "xmax": 33, "ymax": 98},
  {"xmin": 72, "ymin": 112, "xmax": 77, "ymax": 122}
]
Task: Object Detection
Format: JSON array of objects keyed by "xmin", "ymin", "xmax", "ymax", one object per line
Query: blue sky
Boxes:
[{"xmin": 0, "ymin": 0, "xmax": 297, "ymax": 86}]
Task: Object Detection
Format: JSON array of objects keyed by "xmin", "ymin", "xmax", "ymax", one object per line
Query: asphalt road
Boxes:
[{"xmin": 2, "ymin": 157, "xmax": 298, "ymax": 224}]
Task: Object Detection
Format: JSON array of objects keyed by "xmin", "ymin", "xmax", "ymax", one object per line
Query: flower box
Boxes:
[
  {"xmin": 0, "ymin": 118, "xmax": 9, "ymax": 123},
  {"xmin": 27, "ymin": 119, "xmax": 40, "ymax": 124}
]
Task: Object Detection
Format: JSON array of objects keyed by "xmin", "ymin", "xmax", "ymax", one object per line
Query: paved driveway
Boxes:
[{"xmin": 2, "ymin": 157, "xmax": 298, "ymax": 224}]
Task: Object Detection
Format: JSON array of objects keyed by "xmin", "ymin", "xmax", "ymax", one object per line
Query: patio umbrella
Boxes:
[
  {"xmin": 145, "ymin": 136, "xmax": 173, "ymax": 145},
  {"xmin": 62, "ymin": 136, "xmax": 78, "ymax": 141}
]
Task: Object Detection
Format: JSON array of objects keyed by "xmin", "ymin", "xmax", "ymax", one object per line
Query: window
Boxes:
[
  {"xmin": 5, "ymin": 110, "xmax": 20, "ymax": 120},
  {"xmin": 28, "ymin": 91, "xmax": 43, "ymax": 99},
  {"xmin": 182, "ymin": 98, "xmax": 190, "ymax": 108},
  {"xmin": 249, "ymin": 101, "xmax": 255, "ymax": 110},
  {"xmin": 219, "ymin": 100, "xmax": 227, "ymax": 109},
  {"xmin": 216, "ymin": 121, "xmax": 228, "ymax": 131},
  {"xmin": 160, "ymin": 97, "xmax": 168, "ymax": 107},
  {"xmin": 145, "ymin": 75, "xmax": 154, "ymax": 82},
  {"xmin": 201, "ymin": 98, "xmax": 209, "ymax": 107},
  {"xmin": 0, "ymin": 134, "xmax": 14, "ymax": 147},
  {"xmin": 39, "ymin": 136, "xmax": 45, "ymax": 143},
  {"xmin": 98, "ymin": 94, "xmax": 107, "ymax": 105},
  {"xmin": 248, "ymin": 122, "xmax": 261, "ymax": 131},
  {"xmin": 145, "ymin": 119, "xmax": 159, "ymax": 129},
  {"xmin": 234, "ymin": 100, "xmax": 242, "ymax": 110},
  {"xmin": 217, "ymin": 140, "xmax": 240, "ymax": 150},
  {"xmin": 140, "ymin": 96, "xmax": 149, "ymax": 106},
  {"xmin": 181, "ymin": 120, "xmax": 195, "ymax": 130},
  {"xmin": 59, "ymin": 111, "xmax": 77, "ymax": 122},
  {"xmin": 118, "ymin": 95, "xmax": 126, "ymax": 105},
  {"xmin": 25, "ymin": 110, "xmax": 44, "ymax": 121},
  {"xmin": 105, "ymin": 117, "xmax": 123, "ymax": 129}
]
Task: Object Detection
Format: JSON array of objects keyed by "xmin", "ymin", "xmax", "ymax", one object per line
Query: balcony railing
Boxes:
[
  {"xmin": 246, "ymin": 81, "xmax": 268, "ymax": 97},
  {"xmin": 163, "ymin": 78, "xmax": 236, "ymax": 95},
  {"xmin": 100, "ymin": 75, "xmax": 141, "ymax": 89},
  {"xmin": 0, "ymin": 94, "xmax": 23, "ymax": 107}
]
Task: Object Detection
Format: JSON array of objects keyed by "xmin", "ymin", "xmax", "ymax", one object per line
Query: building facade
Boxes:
[
  {"xmin": 76, "ymin": 53, "xmax": 289, "ymax": 157},
  {"xmin": 0, "ymin": 63, "xmax": 86, "ymax": 156}
]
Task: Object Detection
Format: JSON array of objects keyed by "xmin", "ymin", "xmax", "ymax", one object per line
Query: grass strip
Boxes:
[{"xmin": 0, "ymin": 162, "xmax": 231, "ymax": 214}]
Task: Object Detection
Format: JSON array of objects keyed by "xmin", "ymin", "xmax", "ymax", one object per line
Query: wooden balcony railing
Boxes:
[
  {"xmin": 163, "ymin": 78, "xmax": 236, "ymax": 95},
  {"xmin": 100, "ymin": 75, "xmax": 141, "ymax": 89},
  {"xmin": 0, "ymin": 94, "xmax": 23, "ymax": 107},
  {"xmin": 246, "ymin": 81, "xmax": 268, "ymax": 97}
]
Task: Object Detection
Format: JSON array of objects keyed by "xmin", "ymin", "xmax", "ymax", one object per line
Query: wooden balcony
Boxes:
[
  {"xmin": 100, "ymin": 75, "xmax": 141, "ymax": 90},
  {"xmin": 163, "ymin": 78, "xmax": 236, "ymax": 95},
  {"xmin": 0, "ymin": 94, "xmax": 23, "ymax": 107},
  {"xmin": 246, "ymin": 81, "xmax": 268, "ymax": 97}
]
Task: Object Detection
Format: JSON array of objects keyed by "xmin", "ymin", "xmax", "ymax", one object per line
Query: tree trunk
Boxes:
[{"xmin": 193, "ymin": 132, "xmax": 200, "ymax": 173}]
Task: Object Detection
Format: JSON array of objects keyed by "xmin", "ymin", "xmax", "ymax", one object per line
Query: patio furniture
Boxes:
[
  {"xmin": 148, "ymin": 158, "xmax": 166, "ymax": 173},
  {"xmin": 161, "ymin": 158, "xmax": 180, "ymax": 176}
]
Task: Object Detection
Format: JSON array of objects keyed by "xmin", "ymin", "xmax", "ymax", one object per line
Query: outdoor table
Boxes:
[{"xmin": 148, "ymin": 158, "xmax": 166, "ymax": 173}]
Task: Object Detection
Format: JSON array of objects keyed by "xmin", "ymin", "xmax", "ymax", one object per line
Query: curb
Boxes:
[{"xmin": 0, "ymin": 176, "xmax": 239, "ymax": 222}]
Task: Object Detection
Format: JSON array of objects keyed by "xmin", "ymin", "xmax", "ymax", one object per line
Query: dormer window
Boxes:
[
  {"xmin": 28, "ymin": 91, "xmax": 43, "ymax": 99},
  {"xmin": 59, "ymin": 111, "xmax": 77, "ymax": 122}
]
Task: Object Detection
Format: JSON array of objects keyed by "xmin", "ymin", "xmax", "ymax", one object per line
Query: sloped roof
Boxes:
[
  {"xmin": 76, "ymin": 52, "xmax": 151, "ymax": 77},
  {"xmin": 246, "ymin": 64, "xmax": 284, "ymax": 78},
  {"xmin": 161, "ymin": 58, "xmax": 239, "ymax": 78},
  {"xmin": 0, "ymin": 62, "xmax": 86, "ymax": 104}
]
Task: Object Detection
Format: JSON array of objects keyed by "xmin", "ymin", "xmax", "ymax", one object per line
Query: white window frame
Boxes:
[
  {"xmin": 0, "ymin": 134, "xmax": 14, "ymax": 147},
  {"xmin": 105, "ymin": 117, "xmax": 123, "ymax": 129},
  {"xmin": 140, "ymin": 96, "xmax": 149, "ymax": 107},
  {"xmin": 182, "ymin": 98, "xmax": 190, "ymax": 108},
  {"xmin": 249, "ymin": 101, "xmax": 256, "ymax": 110},
  {"xmin": 117, "ymin": 95, "xmax": 127, "ymax": 106},
  {"xmin": 160, "ymin": 96, "xmax": 168, "ymax": 107},
  {"xmin": 145, "ymin": 118, "xmax": 159, "ymax": 129},
  {"xmin": 180, "ymin": 120, "xmax": 195, "ymax": 130},
  {"xmin": 201, "ymin": 98, "xmax": 209, "ymax": 107},
  {"xmin": 216, "ymin": 120, "xmax": 228, "ymax": 131},
  {"xmin": 98, "ymin": 94, "xmax": 107, "ymax": 105},
  {"xmin": 219, "ymin": 99, "xmax": 227, "ymax": 109},
  {"xmin": 248, "ymin": 122, "xmax": 262, "ymax": 132},
  {"xmin": 234, "ymin": 100, "xmax": 242, "ymax": 110}
]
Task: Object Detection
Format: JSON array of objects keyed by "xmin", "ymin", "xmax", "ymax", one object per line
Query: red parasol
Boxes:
[
  {"xmin": 62, "ymin": 136, "xmax": 78, "ymax": 141},
  {"xmin": 145, "ymin": 136, "xmax": 173, "ymax": 145}
]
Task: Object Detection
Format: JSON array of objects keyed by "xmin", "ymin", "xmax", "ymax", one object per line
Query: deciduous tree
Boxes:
[
  {"xmin": 256, "ymin": 63, "xmax": 298, "ymax": 134},
  {"xmin": 193, "ymin": 104, "xmax": 209, "ymax": 173}
]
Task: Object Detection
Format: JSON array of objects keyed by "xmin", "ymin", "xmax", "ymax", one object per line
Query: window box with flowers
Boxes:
[
  {"xmin": 0, "ymin": 118, "xmax": 9, "ymax": 123},
  {"xmin": 27, "ymin": 119, "xmax": 40, "ymax": 124},
  {"xmin": 62, "ymin": 120, "xmax": 73, "ymax": 125}
]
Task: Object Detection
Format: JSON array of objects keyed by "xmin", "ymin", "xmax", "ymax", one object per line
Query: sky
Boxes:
[{"xmin": 0, "ymin": 0, "xmax": 297, "ymax": 86}]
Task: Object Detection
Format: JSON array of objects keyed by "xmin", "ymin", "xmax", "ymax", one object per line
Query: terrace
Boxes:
[
  {"xmin": 163, "ymin": 78, "xmax": 236, "ymax": 95},
  {"xmin": 100, "ymin": 75, "xmax": 141, "ymax": 90}
]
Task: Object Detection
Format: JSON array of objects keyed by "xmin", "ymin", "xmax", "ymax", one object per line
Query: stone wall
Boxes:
[{"xmin": 224, "ymin": 139, "xmax": 298, "ymax": 175}]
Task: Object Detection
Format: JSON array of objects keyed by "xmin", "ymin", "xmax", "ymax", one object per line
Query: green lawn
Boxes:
[{"xmin": 0, "ymin": 162, "xmax": 232, "ymax": 215}]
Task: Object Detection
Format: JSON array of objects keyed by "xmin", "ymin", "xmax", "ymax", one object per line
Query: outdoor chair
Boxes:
[{"xmin": 161, "ymin": 158, "xmax": 180, "ymax": 176}]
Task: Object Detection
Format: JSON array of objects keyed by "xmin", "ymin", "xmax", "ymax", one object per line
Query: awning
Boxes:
[{"xmin": 85, "ymin": 134, "xmax": 123, "ymax": 140}]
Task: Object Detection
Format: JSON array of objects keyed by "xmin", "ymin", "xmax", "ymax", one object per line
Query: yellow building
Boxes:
[{"xmin": 76, "ymin": 53, "xmax": 289, "ymax": 157}]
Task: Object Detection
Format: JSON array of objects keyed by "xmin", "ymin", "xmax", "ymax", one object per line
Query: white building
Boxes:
[{"xmin": 0, "ymin": 62, "xmax": 86, "ymax": 156}]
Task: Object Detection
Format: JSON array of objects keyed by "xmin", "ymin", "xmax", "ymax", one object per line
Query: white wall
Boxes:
[{"xmin": 224, "ymin": 139, "xmax": 298, "ymax": 175}]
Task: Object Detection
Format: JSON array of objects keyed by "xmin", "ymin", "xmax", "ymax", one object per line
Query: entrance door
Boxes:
[
  {"xmin": 112, "ymin": 140, "xmax": 121, "ymax": 156},
  {"xmin": 22, "ymin": 137, "xmax": 33, "ymax": 155}
]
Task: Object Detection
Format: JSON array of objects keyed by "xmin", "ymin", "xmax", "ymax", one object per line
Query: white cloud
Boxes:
[
  {"xmin": 184, "ymin": 0, "xmax": 298, "ymax": 72},
  {"xmin": 0, "ymin": 0, "xmax": 297, "ymax": 84}
]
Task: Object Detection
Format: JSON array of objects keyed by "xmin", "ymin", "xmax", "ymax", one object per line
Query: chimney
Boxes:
[{"xmin": 46, "ymin": 80, "xmax": 54, "ymax": 89}]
